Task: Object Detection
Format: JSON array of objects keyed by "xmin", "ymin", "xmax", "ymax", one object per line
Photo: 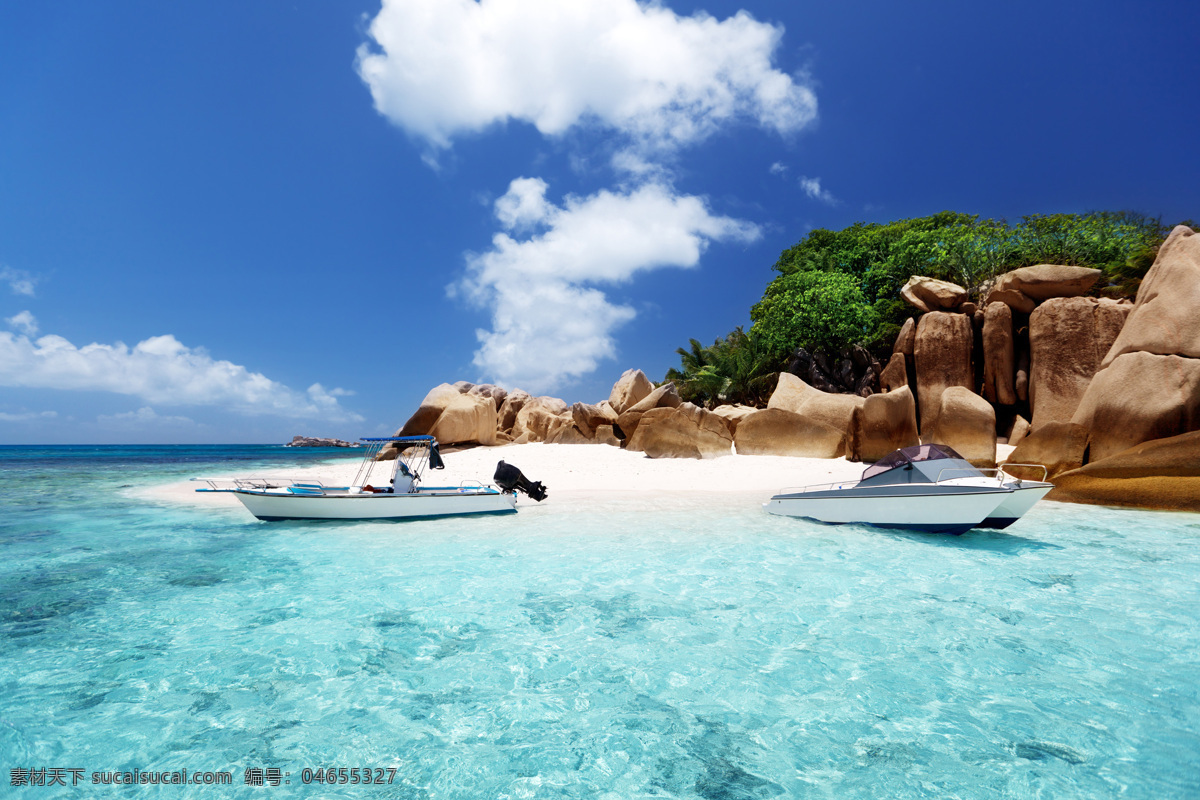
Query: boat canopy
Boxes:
[
  {"xmin": 349, "ymin": 435, "xmax": 446, "ymax": 489},
  {"xmin": 861, "ymin": 444, "xmax": 966, "ymax": 481}
]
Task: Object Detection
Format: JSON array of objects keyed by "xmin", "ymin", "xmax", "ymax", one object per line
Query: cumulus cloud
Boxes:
[
  {"xmin": 455, "ymin": 178, "xmax": 760, "ymax": 391},
  {"xmin": 356, "ymin": 0, "xmax": 817, "ymax": 157},
  {"xmin": 0, "ymin": 410, "xmax": 57, "ymax": 423},
  {"xmin": 1, "ymin": 266, "xmax": 36, "ymax": 296},
  {"xmin": 0, "ymin": 331, "xmax": 363, "ymax": 422},
  {"xmin": 96, "ymin": 407, "xmax": 196, "ymax": 428},
  {"xmin": 799, "ymin": 175, "xmax": 838, "ymax": 205},
  {"xmin": 6, "ymin": 310, "xmax": 37, "ymax": 336}
]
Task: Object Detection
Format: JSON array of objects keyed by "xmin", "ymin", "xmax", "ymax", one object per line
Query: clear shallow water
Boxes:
[{"xmin": 1, "ymin": 446, "xmax": 1198, "ymax": 798}]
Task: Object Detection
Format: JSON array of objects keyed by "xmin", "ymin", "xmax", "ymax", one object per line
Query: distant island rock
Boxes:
[{"xmin": 286, "ymin": 436, "xmax": 362, "ymax": 448}]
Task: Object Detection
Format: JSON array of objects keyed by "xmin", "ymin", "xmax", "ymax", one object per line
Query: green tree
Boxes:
[{"xmin": 750, "ymin": 270, "xmax": 878, "ymax": 358}]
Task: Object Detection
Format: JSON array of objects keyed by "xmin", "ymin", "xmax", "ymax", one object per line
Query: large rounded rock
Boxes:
[
  {"xmin": 617, "ymin": 382, "xmax": 684, "ymax": 441},
  {"xmin": 1007, "ymin": 415, "xmax": 1031, "ymax": 446},
  {"xmin": 1028, "ymin": 297, "xmax": 1131, "ymax": 429},
  {"xmin": 512, "ymin": 396, "xmax": 571, "ymax": 443},
  {"xmin": 1100, "ymin": 225, "xmax": 1200, "ymax": 366},
  {"xmin": 1070, "ymin": 351, "xmax": 1200, "ymax": 462},
  {"xmin": 398, "ymin": 383, "xmax": 465, "ymax": 438},
  {"xmin": 901, "ymin": 276, "xmax": 968, "ymax": 312},
  {"xmin": 593, "ymin": 425, "xmax": 622, "ymax": 447},
  {"xmin": 1047, "ymin": 430, "xmax": 1200, "ymax": 512},
  {"xmin": 879, "ymin": 352, "xmax": 909, "ymax": 393},
  {"xmin": 1002, "ymin": 421, "xmax": 1089, "ymax": 480},
  {"xmin": 497, "ymin": 389, "xmax": 531, "ymax": 433},
  {"xmin": 767, "ymin": 372, "xmax": 863, "ymax": 435},
  {"xmin": 608, "ymin": 369, "xmax": 654, "ymax": 414},
  {"xmin": 849, "ymin": 385, "xmax": 919, "ymax": 463},
  {"xmin": 626, "ymin": 403, "xmax": 733, "ymax": 459},
  {"xmin": 983, "ymin": 287, "xmax": 1036, "ymax": 315},
  {"xmin": 924, "ymin": 386, "xmax": 996, "ymax": 467},
  {"xmin": 468, "ymin": 383, "xmax": 508, "ymax": 407},
  {"xmin": 426, "ymin": 393, "xmax": 499, "ymax": 446},
  {"xmin": 710, "ymin": 404, "xmax": 757, "ymax": 435},
  {"xmin": 571, "ymin": 401, "xmax": 618, "ymax": 439},
  {"xmin": 397, "ymin": 383, "xmax": 499, "ymax": 446},
  {"xmin": 981, "ymin": 301, "xmax": 1016, "ymax": 406},
  {"xmin": 913, "ymin": 312, "xmax": 973, "ymax": 433},
  {"xmin": 992, "ymin": 264, "xmax": 1102, "ymax": 301},
  {"xmin": 734, "ymin": 408, "xmax": 845, "ymax": 458},
  {"xmin": 893, "ymin": 317, "xmax": 916, "ymax": 356},
  {"xmin": 546, "ymin": 424, "xmax": 592, "ymax": 444}
]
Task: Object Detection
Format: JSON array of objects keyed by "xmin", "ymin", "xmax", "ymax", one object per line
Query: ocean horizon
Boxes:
[{"xmin": 2, "ymin": 443, "xmax": 1198, "ymax": 798}]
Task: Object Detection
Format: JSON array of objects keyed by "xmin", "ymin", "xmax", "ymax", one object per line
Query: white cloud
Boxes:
[
  {"xmin": 1, "ymin": 266, "xmax": 36, "ymax": 296},
  {"xmin": 799, "ymin": 175, "xmax": 838, "ymax": 205},
  {"xmin": 455, "ymin": 178, "xmax": 760, "ymax": 391},
  {"xmin": 356, "ymin": 0, "xmax": 817, "ymax": 157},
  {"xmin": 96, "ymin": 407, "xmax": 196, "ymax": 428},
  {"xmin": 0, "ymin": 331, "xmax": 364, "ymax": 422},
  {"xmin": 6, "ymin": 310, "xmax": 37, "ymax": 336},
  {"xmin": 0, "ymin": 410, "xmax": 57, "ymax": 423},
  {"xmin": 769, "ymin": 161, "xmax": 788, "ymax": 176}
]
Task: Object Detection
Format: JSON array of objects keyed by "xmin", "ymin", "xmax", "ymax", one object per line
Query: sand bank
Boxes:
[{"xmin": 141, "ymin": 442, "xmax": 1019, "ymax": 514}]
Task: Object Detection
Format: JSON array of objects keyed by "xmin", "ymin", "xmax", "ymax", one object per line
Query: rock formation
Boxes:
[
  {"xmin": 913, "ymin": 312, "xmax": 973, "ymax": 432},
  {"xmin": 608, "ymin": 369, "xmax": 654, "ymax": 414},
  {"xmin": 981, "ymin": 302, "xmax": 1015, "ymax": 406},
  {"xmin": 498, "ymin": 390, "xmax": 531, "ymax": 434},
  {"xmin": 984, "ymin": 288, "xmax": 1036, "ymax": 315},
  {"xmin": 571, "ymin": 402, "xmax": 618, "ymax": 439},
  {"xmin": 879, "ymin": 352, "xmax": 908, "ymax": 393},
  {"xmin": 1003, "ymin": 421, "xmax": 1089, "ymax": 480},
  {"xmin": 512, "ymin": 396, "xmax": 571, "ymax": 443},
  {"xmin": 785, "ymin": 345, "xmax": 880, "ymax": 397},
  {"xmin": 768, "ymin": 372, "xmax": 864, "ymax": 435},
  {"xmin": 922, "ymin": 386, "xmax": 996, "ymax": 467},
  {"xmin": 625, "ymin": 403, "xmax": 733, "ymax": 459},
  {"xmin": 397, "ymin": 383, "xmax": 498, "ymax": 446},
  {"xmin": 615, "ymin": 382, "xmax": 682, "ymax": 442},
  {"xmin": 286, "ymin": 436, "xmax": 362, "ymax": 448},
  {"xmin": 1028, "ymin": 297, "xmax": 1130, "ymax": 429},
  {"xmin": 848, "ymin": 385, "xmax": 919, "ymax": 463},
  {"xmin": 710, "ymin": 404, "xmax": 757, "ymax": 435},
  {"xmin": 991, "ymin": 264, "xmax": 1102, "ymax": 301},
  {"xmin": 900, "ymin": 276, "xmax": 968, "ymax": 312},
  {"xmin": 1047, "ymin": 430, "xmax": 1200, "ymax": 512},
  {"xmin": 1070, "ymin": 226, "xmax": 1200, "ymax": 460},
  {"xmin": 1071, "ymin": 352, "xmax": 1200, "ymax": 461},
  {"xmin": 734, "ymin": 408, "xmax": 845, "ymax": 458}
]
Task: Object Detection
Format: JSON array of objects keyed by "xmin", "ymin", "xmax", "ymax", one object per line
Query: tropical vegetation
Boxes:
[{"xmin": 666, "ymin": 210, "xmax": 1193, "ymax": 408}]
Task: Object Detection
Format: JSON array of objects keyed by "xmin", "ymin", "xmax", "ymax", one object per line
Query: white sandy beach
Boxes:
[{"xmin": 142, "ymin": 442, "xmax": 1019, "ymax": 514}]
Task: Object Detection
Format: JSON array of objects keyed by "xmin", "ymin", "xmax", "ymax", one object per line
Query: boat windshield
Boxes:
[{"xmin": 861, "ymin": 444, "xmax": 965, "ymax": 481}]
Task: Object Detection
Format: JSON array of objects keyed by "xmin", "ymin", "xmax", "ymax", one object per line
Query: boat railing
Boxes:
[
  {"xmin": 191, "ymin": 477, "xmax": 329, "ymax": 492},
  {"xmin": 998, "ymin": 462, "xmax": 1050, "ymax": 482},
  {"xmin": 934, "ymin": 467, "xmax": 1006, "ymax": 486},
  {"xmin": 934, "ymin": 463, "xmax": 1050, "ymax": 485},
  {"xmin": 775, "ymin": 479, "xmax": 862, "ymax": 496}
]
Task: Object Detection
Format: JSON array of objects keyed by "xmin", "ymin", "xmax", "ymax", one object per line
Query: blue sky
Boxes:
[{"xmin": 1, "ymin": 0, "xmax": 1196, "ymax": 444}]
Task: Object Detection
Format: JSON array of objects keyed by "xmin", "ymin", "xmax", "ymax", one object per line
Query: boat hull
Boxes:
[
  {"xmin": 764, "ymin": 486, "xmax": 1012, "ymax": 535},
  {"xmin": 232, "ymin": 489, "xmax": 517, "ymax": 521},
  {"xmin": 977, "ymin": 482, "xmax": 1054, "ymax": 529}
]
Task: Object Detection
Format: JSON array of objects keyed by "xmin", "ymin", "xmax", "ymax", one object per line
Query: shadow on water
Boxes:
[{"xmin": 871, "ymin": 527, "xmax": 1064, "ymax": 554}]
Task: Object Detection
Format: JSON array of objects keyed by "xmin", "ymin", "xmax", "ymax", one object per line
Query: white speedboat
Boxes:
[
  {"xmin": 194, "ymin": 436, "xmax": 546, "ymax": 522},
  {"xmin": 764, "ymin": 444, "xmax": 1052, "ymax": 535}
]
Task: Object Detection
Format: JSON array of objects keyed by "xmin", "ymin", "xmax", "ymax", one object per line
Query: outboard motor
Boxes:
[{"xmin": 494, "ymin": 460, "xmax": 548, "ymax": 502}]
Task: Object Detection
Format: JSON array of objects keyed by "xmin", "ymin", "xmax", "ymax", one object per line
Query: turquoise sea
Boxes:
[{"xmin": 1, "ymin": 444, "xmax": 1198, "ymax": 798}]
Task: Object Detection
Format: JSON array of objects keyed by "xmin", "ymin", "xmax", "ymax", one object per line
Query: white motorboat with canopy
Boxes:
[
  {"xmin": 194, "ymin": 435, "xmax": 547, "ymax": 522},
  {"xmin": 764, "ymin": 444, "xmax": 1052, "ymax": 535}
]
